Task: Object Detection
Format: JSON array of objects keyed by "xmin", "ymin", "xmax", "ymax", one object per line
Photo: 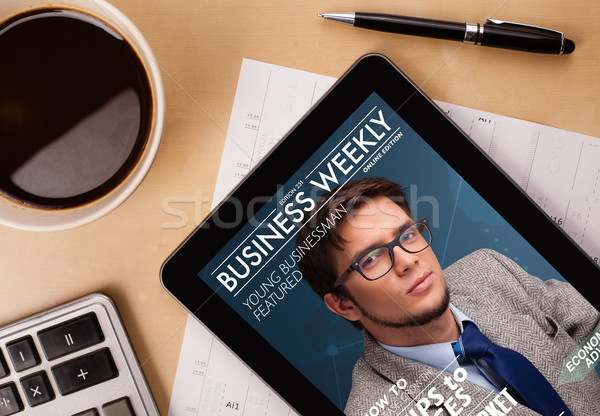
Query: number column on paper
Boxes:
[
  {"xmin": 525, "ymin": 132, "xmax": 600, "ymax": 261},
  {"xmin": 213, "ymin": 59, "xmax": 335, "ymax": 205},
  {"xmin": 175, "ymin": 324, "xmax": 213, "ymax": 415},
  {"xmin": 250, "ymin": 70, "xmax": 324, "ymax": 164},
  {"xmin": 560, "ymin": 141, "xmax": 600, "ymax": 260},
  {"xmin": 468, "ymin": 116, "xmax": 540, "ymax": 191}
]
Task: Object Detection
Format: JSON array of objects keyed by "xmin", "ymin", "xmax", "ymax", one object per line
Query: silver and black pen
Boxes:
[{"xmin": 318, "ymin": 12, "xmax": 575, "ymax": 54}]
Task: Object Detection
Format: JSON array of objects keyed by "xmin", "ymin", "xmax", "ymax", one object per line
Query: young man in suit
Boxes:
[{"xmin": 297, "ymin": 177, "xmax": 600, "ymax": 416}]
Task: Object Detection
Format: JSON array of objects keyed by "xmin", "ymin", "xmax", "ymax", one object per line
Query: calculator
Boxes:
[{"xmin": 0, "ymin": 294, "xmax": 159, "ymax": 416}]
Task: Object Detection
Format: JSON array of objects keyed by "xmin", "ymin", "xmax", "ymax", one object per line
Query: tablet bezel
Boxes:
[{"xmin": 161, "ymin": 54, "xmax": 600, "ymax": 415}]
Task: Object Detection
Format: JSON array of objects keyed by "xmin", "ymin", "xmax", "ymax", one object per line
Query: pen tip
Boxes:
[
  {"xmin": 563, "ymin": 38, "xmax": 575, "ymax": 54},
  {"xmin": 317, "ymin": 13, "xmax": 324, "ymax": 18}
]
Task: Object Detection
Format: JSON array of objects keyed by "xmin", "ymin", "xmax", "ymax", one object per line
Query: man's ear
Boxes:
[{"xmin": 323, "ymin": 292, "xmax": 362, "ymax": 322}]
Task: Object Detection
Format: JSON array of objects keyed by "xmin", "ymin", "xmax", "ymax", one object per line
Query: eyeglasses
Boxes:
[{"xmin": 334, "ymin": 218, "xmax": 432, "ymax": 287}]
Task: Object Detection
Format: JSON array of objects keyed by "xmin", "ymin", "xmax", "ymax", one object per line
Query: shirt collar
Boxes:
[{"xmin": 377, "ymin": 304, "xmax": 475, "ymax": 369}]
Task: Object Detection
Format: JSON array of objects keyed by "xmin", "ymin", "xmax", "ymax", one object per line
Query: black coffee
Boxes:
[{"xmin": 0, "ymin": 8, "xmax": 153, "ymax": 209}]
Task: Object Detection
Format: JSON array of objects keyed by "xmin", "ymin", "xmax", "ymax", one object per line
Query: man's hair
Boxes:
[{"xmin": 297, "ymin": 177, "xmax": 411, "ymax": 328}]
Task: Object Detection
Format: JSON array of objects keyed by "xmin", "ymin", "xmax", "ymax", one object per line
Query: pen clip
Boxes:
[{"xmin": 486, "ymin": 19, "xmax": 563, "ymax": 38}]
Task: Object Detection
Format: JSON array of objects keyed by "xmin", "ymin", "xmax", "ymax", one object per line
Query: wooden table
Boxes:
[{"xmin": 1, "ymin": 0, "xmax": 598, "ymax": 414}]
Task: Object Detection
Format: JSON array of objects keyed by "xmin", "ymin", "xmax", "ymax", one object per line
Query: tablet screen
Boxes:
[{"xmin": 163, "ymin": 55, "xmax": 600, "ymax": 415}]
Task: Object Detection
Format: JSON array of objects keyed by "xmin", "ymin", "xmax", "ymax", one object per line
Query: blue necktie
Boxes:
[{"xmin": 458, "ymin": 322, "xmax": 572, "ymax": 416}]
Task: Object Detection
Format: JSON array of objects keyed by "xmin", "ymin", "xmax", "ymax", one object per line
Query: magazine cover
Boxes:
[{"xmin": 197, "ymin": 92, "xmax": 600, "ymax": 415}]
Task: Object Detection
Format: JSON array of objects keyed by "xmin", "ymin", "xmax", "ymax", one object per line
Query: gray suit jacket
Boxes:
[{"xmin": 343, "ymin": 249, "xmax": 600, "ymax": 416}]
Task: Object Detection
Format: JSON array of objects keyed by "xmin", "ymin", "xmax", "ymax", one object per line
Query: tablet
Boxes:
[{"xmin": 161, "ymin": 54, "xmax": 600, "ymax": 415}]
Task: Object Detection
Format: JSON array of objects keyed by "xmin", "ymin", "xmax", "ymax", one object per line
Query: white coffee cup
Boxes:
[{"xmin": 0, "ymin": 0, "xmax": 165, "ymax": 232}]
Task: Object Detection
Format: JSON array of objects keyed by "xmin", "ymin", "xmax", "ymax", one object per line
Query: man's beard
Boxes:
[{"xmin": 350, "ymin": 284, "xmax": 450, "ymax": 329}]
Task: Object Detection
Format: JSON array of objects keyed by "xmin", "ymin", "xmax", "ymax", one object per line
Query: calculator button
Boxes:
[
  {"xmin": 38, "ymin": 313, "xmax": 104, "ymax": 360},
  {"xmin": 20, "ymin": 371, "xmax": 54, "ymax": 407},
  {"xmin": 72, "ymin": 408, "xmax": 99, "ymax": 416},
  {"xmin": 51, "ymin": 348, "xmax": 118, "ymax": 396},
  {"xmin": 6, "ymin": 337, "xmax": 40, "ymax": 372},
  {"xmin": 103, "ymin": 397, "xmax": 135, "ymax": 416},
  {"xmin": 0, "ymin": 352, "xmax": 8, "ymax": 379},
  {"xmin": 0, "ymin": 383, "xmax": 23, "ymax": 416}
]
